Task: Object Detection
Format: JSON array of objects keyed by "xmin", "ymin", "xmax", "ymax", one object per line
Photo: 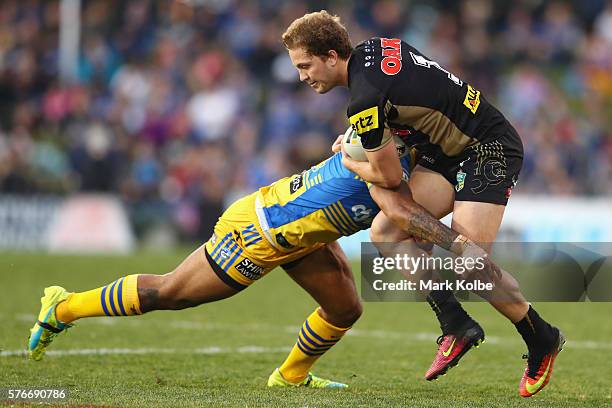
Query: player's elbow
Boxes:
[
  {"xmin": 367, "ymin": 143, "xmax": 404, "ymax": 189},
  {"xmin": 379, "ymin": 163, "xmax": 403, "ymax": 189},
  {"xmin": 377, "ymin": 173, "xmax": 402, "ymax": 190},
  {"xmin": 369, "ymin": 223, "xmax": 385, "ymax": 243},
  {"xmin": 385, "ymin": 197, "xmax": 418, "ymax": 228},
  {"xmin": 380, "ymin": 179, "xmax": 402, "ymax": 190}
]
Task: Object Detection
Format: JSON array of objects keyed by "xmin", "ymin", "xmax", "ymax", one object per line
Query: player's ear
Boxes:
[{"xmin": 326, "ymin": 50, "xmax": 339, "ymax": 66}]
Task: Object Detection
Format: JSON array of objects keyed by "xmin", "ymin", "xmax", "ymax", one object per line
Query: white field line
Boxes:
[
  {"xmin": 7, "ymin": 314, "xmax": 612, "ymax": 353},
  {"xmin": 0, "ymin": 346, "xmax": 292, "ymax": 358}
]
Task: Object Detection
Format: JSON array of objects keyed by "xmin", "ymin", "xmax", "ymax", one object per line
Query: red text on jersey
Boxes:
[{"xmin": 380, "ymin": 38, "xmax": 402, "ymax": 76}]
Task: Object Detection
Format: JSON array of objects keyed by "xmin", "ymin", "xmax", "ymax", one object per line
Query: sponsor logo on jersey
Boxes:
[
  {"xmin": 235, "ymin": 258, "xmax": 264, "ymax": 280},
  {"xmin": 390, "ymin": 127, "xmax": 412, "ymax": 137},
  {"xmin": 456, "ymin": 170, "xmax": 466, "ymax": 192},
  {"xmin": 349, "ymin": 106, "xmax": 379, "ymax": 135},
  {"xmin": 210, "ymin": 233, "xmax": 217, "ymax": 246},
  {"xmin": 380, "ymin": 38, "xmax": 402, "ymax": 75},
  {"xmin": 220, "ymin": 247, "xmax": 231, "ymax": 260},
  {"xmin": 351, "ymin": 204, "xmax": 373, "ymax": 223},
  {"xmin": 289, "ymin": 173, "xmax": 304, "ymax": 194},
  {"xmin": 470, "ymin": 143, "xmax": 506, "ymax": 194},
  {"xmin": 421, "ymin": 155, "xmax": 435, "ymax": 164},
  {"xmin": 463, "ymin": 84, "xmax": 481, "ymax": 114},
  {"xmin": 456, "ymin": 158, "xmax": 469, "ymax": 192}
]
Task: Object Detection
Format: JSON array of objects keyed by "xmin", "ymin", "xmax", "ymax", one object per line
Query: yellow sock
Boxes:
[
  {"xmin": 279, "ymin": 308, "xmax": 350, "ymax": 383},
  {"xmin": 55, "ymin": 275, "xmax": 142, "ymax": 323}
]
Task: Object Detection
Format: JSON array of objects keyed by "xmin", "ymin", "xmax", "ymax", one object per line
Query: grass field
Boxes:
[{"xmin": 1, "ymin": 249, "xmax": 611, "ymax": 407}]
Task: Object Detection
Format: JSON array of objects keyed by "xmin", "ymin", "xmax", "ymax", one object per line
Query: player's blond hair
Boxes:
[{"xmin": 282, "ymin": 10, "xmax": 352, "ymax": 59}]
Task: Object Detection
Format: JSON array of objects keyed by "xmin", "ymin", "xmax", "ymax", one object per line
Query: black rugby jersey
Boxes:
[{"xmin": 347, "ymin": 37, "xmax": 508, "ymax": 157}]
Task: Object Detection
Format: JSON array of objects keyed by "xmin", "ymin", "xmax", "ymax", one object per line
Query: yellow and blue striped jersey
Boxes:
[{"xmin": 255, "ymin": 152, "xmax": 411, "ymax": 251}]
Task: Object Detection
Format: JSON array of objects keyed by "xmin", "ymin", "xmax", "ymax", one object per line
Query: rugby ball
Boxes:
[{"xmin": 342, "ymin": 126, "xmax": 407, "ymax": 162}]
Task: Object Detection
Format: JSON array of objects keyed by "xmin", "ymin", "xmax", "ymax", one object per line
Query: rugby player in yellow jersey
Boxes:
[{"xmin": 28, "ymin": 135, "xmax": 495, "ymax": 389}]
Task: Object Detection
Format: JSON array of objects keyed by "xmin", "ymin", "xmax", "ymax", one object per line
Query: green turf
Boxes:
[{"xmin": 1, "ymin": 250, "xmax": 611, "ymax": 407}]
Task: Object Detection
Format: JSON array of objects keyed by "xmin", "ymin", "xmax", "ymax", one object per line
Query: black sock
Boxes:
[
  {"xmin": 514, "ymin": 305, "xmax": 556, "ymax": 351},
  {"xmin": 426, "ymin": 290, "xmax": 473, "ymax": 334}
]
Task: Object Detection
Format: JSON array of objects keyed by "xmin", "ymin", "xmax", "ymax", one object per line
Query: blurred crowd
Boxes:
[{"xmin": 0, "ymin": 0, "xmax": 610, "ymax": 241}]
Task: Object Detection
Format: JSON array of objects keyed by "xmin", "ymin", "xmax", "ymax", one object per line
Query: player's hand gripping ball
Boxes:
[{"xmin": 342, "ymin": 126, "xmax": 408, "ymax": 162}]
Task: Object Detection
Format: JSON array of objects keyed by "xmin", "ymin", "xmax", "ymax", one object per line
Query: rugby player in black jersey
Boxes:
[{"xmin": 283, "ymin": 10, "xmax": 564, "ymax": 397}]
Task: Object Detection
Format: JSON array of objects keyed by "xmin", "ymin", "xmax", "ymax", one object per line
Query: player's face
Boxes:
[{"xmin": 288, "ymin": 47, "xmax": 339, "ymax": 94}]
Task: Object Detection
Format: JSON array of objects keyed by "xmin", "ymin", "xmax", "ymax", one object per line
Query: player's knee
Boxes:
[
  {"xmin": 369, "ymin": 219, "xmax": 394, "ymax": 242},
  {"xmin": 369, "ymin": 214, "xmax": 406, "ymax": 243},
  {"xmin": 322, "ymin": 300, "xmax": 362, "ymax": 328},
  {"xmin": 332, "ymin": 269, "xmax": 363, "ymax": 326},
  {"xmin": 345, "ymin": 300, "xmax": 363, "ymax": 325},
  {"xmin": 155, "ymin": 274, "xmax": 200, "ymax": 311},
  {"xmin": 369, "ymin": 223, "xmax": 384, "ymax": 242}
]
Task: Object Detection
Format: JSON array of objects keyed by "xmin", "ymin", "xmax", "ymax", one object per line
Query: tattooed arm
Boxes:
[
  {"xmin": 369, "ymin": 183, "xmax": 466, "ymax": 255},
  {"xmin": 369, "ymin": 182, "xmax": 502, "ymax": 280}
]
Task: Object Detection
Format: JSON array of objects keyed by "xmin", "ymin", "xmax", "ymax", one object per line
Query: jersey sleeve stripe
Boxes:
[
  {"xmin": 330, "ymin": 202, "xmax": 354, "ymax": 231},
  {"xmin": 325, "ymin": 207, "xmax": 349, "ymax": 235},
  {"xmin": 321, "ymin": 207, "xmax": 346, "ymax": 235},
  {"xmin": 323, "ymin": 206, "xmax": 350, "ymax": 236},
  {"xmin": 327, "ymin": 203, "xmax": 353, "ymax": 235},
  {"xmin": 333, "ymin": 202, "xmax": 360, "ymax": 231},
  {"xmin": 262, "ymin": 185, "xmax": 346, "ymax": 229}
]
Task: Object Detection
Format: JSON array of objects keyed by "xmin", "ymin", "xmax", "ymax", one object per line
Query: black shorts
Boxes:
[{"xmin": 416, "ymin": 122, "xmax": 523, "ymax": 206}]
